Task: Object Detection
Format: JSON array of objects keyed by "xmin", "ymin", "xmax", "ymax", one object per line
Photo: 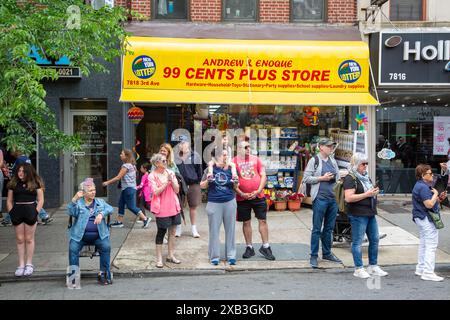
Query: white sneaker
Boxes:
[
  {"xmin": 191, "ymin": 225, "xmax": 200, "ymax": 238},
  {"xmin": 175, "ymin": 224, "xmax": 182, "ymax": 237},
  {"xmin": 353, "ymin": 268, "xmax": 371, "ymax": 279},
  {"xmin": 421, "ymin": 272, "xmax": 444, "ymax": 282},
  {"xmin": 415, "ymin": 269, "xmax": 423, "ymax": 276},
  {"xmin": 367, "ymin": 265, "xmax": 389, "ymax": 277}
]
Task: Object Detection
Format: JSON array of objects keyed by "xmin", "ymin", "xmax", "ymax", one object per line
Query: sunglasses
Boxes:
[
  {"xmin": 424, "ymin": 172, "xmax": 433, "ymax": 176},
  {"xmin": 361, "ymin": 162, "xmax": 369, "ymax": 166},
  {"xmin": 160, "ymin": 160, "xmax": 167, "ymax": 163}
]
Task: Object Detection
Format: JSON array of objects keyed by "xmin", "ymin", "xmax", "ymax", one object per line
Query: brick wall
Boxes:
[
  {"xmin": 120, "ymin": 0, "xmax": 357, "ymax": 24},
  {"xmin": 131, "ymin": 0, "xmax": 151, "ymax": 17},
  {"xmin": 259, "ymin": 0, "xmax": 290, "ymax": 23},
  {"xmin": 190, "ymin": 0, "xmax": 221, "ymax": 22},
  {"xmin": 116, "ymin": 0, "xmax": 151, "ymax": 18},
  {"xmin": 327, "ymin": 0, "xmax": 357, "ymax": 24}
]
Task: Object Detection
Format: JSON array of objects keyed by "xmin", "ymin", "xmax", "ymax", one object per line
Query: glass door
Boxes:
[{"xmin": 68, "ymin": 111, "xmax": 108, "ymax": 199}]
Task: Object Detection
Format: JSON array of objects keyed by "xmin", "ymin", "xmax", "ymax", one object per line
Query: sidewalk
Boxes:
[{"xmin": 1, "ymin": 200, "xmax": 450, "ymax": 281}]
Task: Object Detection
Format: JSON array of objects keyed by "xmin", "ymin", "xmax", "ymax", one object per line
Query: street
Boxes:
[{"xmin": 1, "ymin": 265, "xmax": 449, "ymax": 300}]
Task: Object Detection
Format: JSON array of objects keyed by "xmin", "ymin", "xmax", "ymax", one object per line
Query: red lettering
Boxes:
[
  {"xmin": 205, "ymin": 68, "xmax": 215, "ymax": 79},
  {"xmin": 226, "ymin": 69, "xmax": 234, "ymax": 80},
  {"xmin": 300, "ymin": 70, "xmax": 310, "ymax": 81},
  {"xmin": 239, "ymin": 69, "xmax": 248, "ymax": 80},
  {"xmin": 282, "ymin": 70, "xmax": 290, "ymax": 81},
  {"xmin": 311, "ymin": 70, "xmax": 321, "ymax": 81},
  {"xmin": 268, "ymin": 70, "xmax": 277, "ymax": 81},
  {"xmin": 321, "ymin": 70, "xmax": 330, "ymax": 81},
  {"xmin": 185, "ymin": 68, "xmax": 195, "ymax": 79},
  {"xmin": 195, "ymin": 68, "xmax": 205, "ymax": 79}
]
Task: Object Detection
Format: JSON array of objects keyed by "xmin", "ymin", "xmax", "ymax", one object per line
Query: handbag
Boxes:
[{"xmin": 428, "ymin": 209, "xmax": 444, "ymax": 229}]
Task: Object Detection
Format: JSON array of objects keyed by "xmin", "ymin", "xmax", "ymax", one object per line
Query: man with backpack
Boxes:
[{"xmin": 302, "ymin": 137, "xmax": 342, "ymax": 268}]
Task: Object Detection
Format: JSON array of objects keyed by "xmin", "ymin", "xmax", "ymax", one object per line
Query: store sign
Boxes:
[
  {"xmin": 379, "ymin": 31, "xmax": 450, "ymax": 86},
  {"xmin": 433, "ymin": 116, "xmax": 450, "ymax": 155},
  {"xmin": 121, "ymin": 37, "xmax": 378, "ymax": 105},
  {"xmin": 28, "ymin": 45, "xmax": 81, "ymax": 79}
]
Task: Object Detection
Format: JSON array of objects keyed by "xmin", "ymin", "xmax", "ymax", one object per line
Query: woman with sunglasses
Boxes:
[
  {"xmin": 344, "ymin": 153, "xmax": 388, "ymax": 279},
  {"xmin": 149, "ymin": 153, "xmax": 181, "ymax": 268},
  {"xmin": 411, "ymin": 164, "xmax": 444, "ymax": 281}
]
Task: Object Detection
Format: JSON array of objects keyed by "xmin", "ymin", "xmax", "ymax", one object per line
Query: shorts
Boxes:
[
  {"xmin": 236, "ymin": 197, "xmax": 267, "ymax": 222},
  {"xmin": 154, "ymin": 213, "xmax": 182, "ymax": 229},
  {"xmin": 187, "ymin": 183, "xmax": 202, "ymax": 208},
  {"xmin": 10, "ymin": 203, "xmax": 38, "ymax": 226}
]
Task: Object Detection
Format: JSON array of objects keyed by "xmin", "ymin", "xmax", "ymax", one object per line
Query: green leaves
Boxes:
[{"xmin": 0, "ymin": 0, "xmax": 129, "ymax": 157}]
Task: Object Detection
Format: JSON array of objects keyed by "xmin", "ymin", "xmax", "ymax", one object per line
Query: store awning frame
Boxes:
[
  {"xmin": 120, "ymin": 89, "xmax": 379, "ymax": 106},
  {"xmin": 120, "ymin": 37, "xmax": 380, "ymax": 106}
]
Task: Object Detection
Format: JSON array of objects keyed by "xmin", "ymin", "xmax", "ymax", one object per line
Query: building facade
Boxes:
[
  {"xmin": 359, "ymin": 0, "xmax": 450, "ymax": 194},
  {"xmin": 3, "ymin": 0, "xmax": 379, "ymax": 209}
]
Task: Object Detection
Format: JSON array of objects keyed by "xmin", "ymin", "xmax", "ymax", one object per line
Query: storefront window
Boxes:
[
  {"xmin": 154, "ymin": 0, "xmax": 188, "ymax": 19},
  {"xmin": 390, "ymin": 0, "xmax": 423, "ymax": 21},
  {"xmin": 292, "ymin": 0, "xmax": 325, "ymax": 22},
  {"xmin": 376, "ymin": 105, "xmax": 449, "ymax": 194},
  {"xmin": 223, "ymin": 0, "xmax": 257, "ymax": 21}
]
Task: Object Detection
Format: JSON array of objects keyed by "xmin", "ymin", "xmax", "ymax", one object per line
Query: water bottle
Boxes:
[{"xmin": 168, "ymin": 1, "xmax": 174, "ymax": 13}]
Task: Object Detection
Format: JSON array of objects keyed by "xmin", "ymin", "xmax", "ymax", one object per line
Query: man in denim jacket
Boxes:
[{"xmin": 67, "ymin": 178, "xmax": 113, "ymax": 285}]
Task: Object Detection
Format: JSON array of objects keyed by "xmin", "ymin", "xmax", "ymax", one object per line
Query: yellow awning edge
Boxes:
[{"xmin": 120, "ymin": 37, "xmax": 379, "ymax": 106}]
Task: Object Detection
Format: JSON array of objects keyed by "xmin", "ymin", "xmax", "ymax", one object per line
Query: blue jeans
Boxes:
[
  {"xmin": 348, "ymin": 215, "xmax": 379, "ymax": 268},
  {"xmin": 311, "ymin": 197, "xmax": 338, "ymax": 257},
  {"xmin": 69, "ymin": 237, "xmax": 111, "ymax": 273},
  {"xmin": 3, "ymin": 208, "xmax": 48, "ymax": 223},
  {"xmin": 118, "ymin": 187, "xmax": 141, "ymax": 216}
]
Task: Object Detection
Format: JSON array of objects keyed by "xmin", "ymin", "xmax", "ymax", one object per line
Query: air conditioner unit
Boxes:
[{"xmin": 92, "ymin": 0, "xmax": 114, "ymax": 10}]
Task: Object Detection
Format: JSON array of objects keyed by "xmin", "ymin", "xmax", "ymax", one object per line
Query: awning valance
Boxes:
[{"xmin": 120, "ymin": 37, "xmax": 379, "ymax": 106}]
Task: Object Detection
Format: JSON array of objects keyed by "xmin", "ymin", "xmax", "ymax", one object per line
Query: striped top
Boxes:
[{"xmin": 121, "ymin": 163, "xmax": 137, "ymax": 190}]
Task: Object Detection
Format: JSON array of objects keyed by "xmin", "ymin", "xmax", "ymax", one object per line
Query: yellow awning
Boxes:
[
  {"xmin": 120, "ymin": 89, "xmax": 378, "ymax": 106},
  {"xmin": 120, "ymin": 37, "xmax": 379, "ymax": 106}
]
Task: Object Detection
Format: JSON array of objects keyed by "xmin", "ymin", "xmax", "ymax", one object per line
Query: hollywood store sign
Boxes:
[{"xmin": 379, "ymin": 30, "xmax": 450, "ymax": 86}]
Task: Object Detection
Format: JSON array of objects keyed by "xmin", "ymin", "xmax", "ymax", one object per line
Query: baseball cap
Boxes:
[{"xmin": 318, "ymin": 137, "xmax": 337, "ymax": 146}]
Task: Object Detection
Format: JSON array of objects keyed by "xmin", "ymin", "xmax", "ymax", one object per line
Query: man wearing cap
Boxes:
[{"xmin": 302, "ymin": 137, "xmax": 342, "ymax": 268}]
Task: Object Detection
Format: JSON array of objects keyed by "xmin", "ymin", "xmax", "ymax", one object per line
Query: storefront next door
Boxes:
[{"xmin": 64, "ymin": 102, "xmax": 108, "ymax": 202}]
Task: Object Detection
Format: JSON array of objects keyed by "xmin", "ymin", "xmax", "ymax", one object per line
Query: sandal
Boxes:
[
  {"xmin": 15, "ymin": 266, "xmax": 25, "ymax": 277},
  {"xmin": 24, "ymin": 264, "xmax": 34, "ymax": 276},
  {"xmin": 156, "ymin": 261, "xmax": 164, "ymax": 268},
  {"xmin": 166, "ymin": 257, "xmax": 181, "ymax": 264}
]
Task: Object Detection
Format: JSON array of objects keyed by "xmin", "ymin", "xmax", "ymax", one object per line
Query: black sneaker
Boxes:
[
  {"xmin": 41, "ymin": 217, "xmax": 53, "ymax": 225},
  {"xmin": 259, "ymin": 246, "xmax": 276, "ymax": 261},
  {"xmin": 242, "ymin": 246, "xmax": 255, "ymax": 259},
  {"xmin": 322, "ymin": 253, "xmax": 342, "ymax": 263}
]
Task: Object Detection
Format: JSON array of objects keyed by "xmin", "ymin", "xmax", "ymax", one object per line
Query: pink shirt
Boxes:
[
  {"xmin": 136, "ymin": 172, "xmax": 152, "ymax": 203},
  {"xmin": 149, "ymin": 171, "xmax": 180, "ymax": 217},
  {"xmin": 233, "ymin": 155, "xmax": 265, "ymax": 201}
]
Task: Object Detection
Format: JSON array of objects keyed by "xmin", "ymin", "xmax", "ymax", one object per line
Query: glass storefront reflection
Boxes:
[{"xmin": 72, "ymin": 115, "xmax": 107, "ymax": 197}]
